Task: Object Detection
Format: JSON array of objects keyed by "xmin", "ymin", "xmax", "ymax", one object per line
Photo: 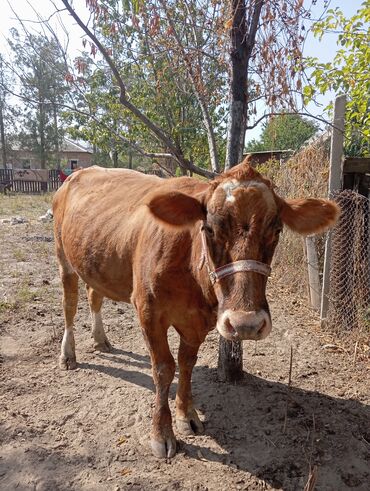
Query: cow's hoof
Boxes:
[
  {"xmin": 59, "ymin": 355, "xmax": 77, "ymax": 370},
  {"xmin": 151, "ymin": 436, "xmax": 177, "ymax": 459},
  {"xmin": 94, "ymin": 339, "xmax": 113, "ymax": 352},
  {"xmin": 176, "ymin": 410, "xmax": 204, "ymax": 436}
]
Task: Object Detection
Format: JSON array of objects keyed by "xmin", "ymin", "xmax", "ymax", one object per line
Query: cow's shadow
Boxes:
[
  {"xmin": 79, "ymin": 348, "xmax": 179, "ymax": 396},
  {"xmin": 77, "ymin": 348, "xmax": 369, "ymax": 490},
  {"xmin": 187, "ymin": 365, "xmax": 370, "ymax": 490}
]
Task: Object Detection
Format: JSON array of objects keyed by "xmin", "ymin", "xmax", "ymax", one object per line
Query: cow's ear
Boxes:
[
  {"xmin": 148, "ymin": 191, "xmax": 206, "ymax": 226},
  {"xmin": 280, "ymin": 198, "xmax": 340, "ymax": 235}
]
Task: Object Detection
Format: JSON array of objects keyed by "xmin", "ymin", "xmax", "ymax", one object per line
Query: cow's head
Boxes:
[{"xmin": 148, "ymin": 159, "xmax": 339, "ymax": 342}]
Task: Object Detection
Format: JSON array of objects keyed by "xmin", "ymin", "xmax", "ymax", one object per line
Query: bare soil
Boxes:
[{"xmin": 0, "ymin": 194, "xmax": 369, "ymax": 491}]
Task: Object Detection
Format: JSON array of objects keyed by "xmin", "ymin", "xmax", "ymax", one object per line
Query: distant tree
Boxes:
[
  {"xmin": 0, "ymin": 55, "xmax": 17, "ymax": 168},
  {"xmin": 8, "ymin": 30, "xmax": 68, "ymax": 168},
  {"xmin": 245, "ymin": 114, "xmax": 319, "ymax": 152},
  {"xmin": 305, "ymin": 3, "xmax": 370, "ymax": 156}
]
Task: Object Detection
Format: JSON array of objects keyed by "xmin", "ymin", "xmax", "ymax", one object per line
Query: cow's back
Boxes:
[
  {"xmin": 53, "ymin": 167, "xmax": 164, "ymax": 301},
  {"xmin": 53, "ymin": 167, "xmax": 208, "ymax": 303}
]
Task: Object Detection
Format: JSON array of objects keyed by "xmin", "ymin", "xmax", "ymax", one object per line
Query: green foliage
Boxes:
[
  {"xmin": 245, "ymin": 114, "xmax": 318, "ymax": 152},
  {"xmin": 254, "ymin": 158, "xmax": 281, "ymax": 181},
  {"xmin": 63, "ymin": 1, "xmax": 227, "ymax": 170},
  {"xmin": 305, "ymin": 2, "xmax": 370, "ymax": 156},
  {"xmin": 8, "ymin": 29, "xmax": 68, "ymax": 168}
]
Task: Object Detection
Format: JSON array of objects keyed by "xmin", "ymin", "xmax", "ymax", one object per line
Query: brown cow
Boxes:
[{"xmin": 52, "ymin": 159, "xmax": 339, "ymax": 458}]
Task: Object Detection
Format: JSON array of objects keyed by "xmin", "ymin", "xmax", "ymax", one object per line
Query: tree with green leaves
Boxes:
[
  {"xmin": 245, "ymin": 114, "xmax": 318, "ymax": 152},
  {"xmin": 61, "ymin": 0, "xmax": 226, "ymax": 174},
  {"xmin": 305, "ymin": 2, "xmax": 370, "ymax": 156},
  {"xmin": 8, "ymin": 30, "xmax": 68, "ymax": 168},
  {"xmin": 58, "ymin": 0, "xmax": 312, "ymax": 180}
]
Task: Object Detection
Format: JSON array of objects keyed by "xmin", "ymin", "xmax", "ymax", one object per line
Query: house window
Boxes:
[{"xmin": 70, "ymin": 159, "xmax": 79, "ymax": 169}]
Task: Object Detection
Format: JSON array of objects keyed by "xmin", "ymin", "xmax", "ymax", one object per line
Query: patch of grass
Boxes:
[
  {"xmin": 16, "ymin": 283, "xmax": 39, "ymax": 303},
  {"xmin": 0, "ymin": 300, "xmax": 17, "ymax": 313},
  {"xmin": 10, "ymin": 269, "xmax": 23, "ymax": 279},
  {"xmin": 0, "ymin": 193, "xmax": 54, "ymax": 219},
  {"xmin": 13, "ymin": 248, "xmax": 27, "ymax": 262}
]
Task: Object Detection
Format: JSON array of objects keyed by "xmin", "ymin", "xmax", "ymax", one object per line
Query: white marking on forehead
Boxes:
[
  {"xmin": 222, "ymin": 179, "xmax": 239, "ymax": 203},
  {"xmin": 221, "ymin": 179, "xmax": 276, "ymax": 210}
]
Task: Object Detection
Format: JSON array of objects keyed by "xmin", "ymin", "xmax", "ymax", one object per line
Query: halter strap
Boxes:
[{"xmin": 199, "ymin": 223, "xmax": 271, "ymax": 285}]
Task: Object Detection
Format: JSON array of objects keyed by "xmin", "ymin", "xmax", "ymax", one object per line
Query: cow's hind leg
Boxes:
[
  {"xmin": 86, "ymin": 285, "xmax": 112, "ymax": 352},
  {"xmin": 60, "ymin": 268, "xmax": 79, "ymax": 370},
  {"xmin": 175, "ymin": 338, "xmax": 204, "ymax": 436}
]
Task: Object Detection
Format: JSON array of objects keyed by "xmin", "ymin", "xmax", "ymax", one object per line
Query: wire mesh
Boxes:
[{"xmin": 327, "ymin": 190, "xmax": 370, "ymax": 332}]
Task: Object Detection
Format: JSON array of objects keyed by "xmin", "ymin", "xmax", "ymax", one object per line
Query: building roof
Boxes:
[
  {"xmin": 10, "ymin": 138, "xmax": 93, "ymax": 154},
  {"xmin": 60, "ymin": 138, "xmax": 93, "ymax": 154},
  {"xmin": 244, "ymin": 149, "xmax": 293, "ymax": 156}
]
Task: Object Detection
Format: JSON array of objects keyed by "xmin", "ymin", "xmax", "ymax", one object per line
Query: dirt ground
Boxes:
[{"xmin": 0, "ymin": 194, "xmax": 369, "ymax": 491}]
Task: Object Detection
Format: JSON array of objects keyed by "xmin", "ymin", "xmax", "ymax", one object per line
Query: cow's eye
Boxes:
[
  {"xmin": 243, "ymin": 224, "xmax": 250, "ymax": 232},
  {"xmin": 203, "ymin": 224, "xmax": 214, "ymax": 236}
]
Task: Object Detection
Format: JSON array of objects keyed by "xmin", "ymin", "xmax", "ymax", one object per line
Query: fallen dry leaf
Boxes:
[
  {"xmin": 118, "ymin": 468, "xmax": 132, "ymax": 476},
  {"xmin": 321, "ymin": 344, "xmax": 344, "ymax": 351},
  {"xmin": 197, "ymin": 450, "xmax": 208, "ymax": 462}
]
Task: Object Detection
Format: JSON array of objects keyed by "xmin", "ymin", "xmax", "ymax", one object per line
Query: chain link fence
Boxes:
[{"xmin": 327, "ymin": 190, "xmax": 370, "ymax": 332}]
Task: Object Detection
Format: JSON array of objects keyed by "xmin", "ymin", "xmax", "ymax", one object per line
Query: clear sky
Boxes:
[{"xmin": 0, "ymin": 0, "xmax": 365, "ymax": 142}]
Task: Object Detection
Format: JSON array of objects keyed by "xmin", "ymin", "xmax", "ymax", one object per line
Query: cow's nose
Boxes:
[{"xmin": 217, "ymin": 309, "xmax": 272, "ymax": 341}]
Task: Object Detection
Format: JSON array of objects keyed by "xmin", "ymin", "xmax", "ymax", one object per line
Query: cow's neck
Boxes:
[{"xmin": 190, "ymin": 225, "xmax": 218, "ymax": 310}]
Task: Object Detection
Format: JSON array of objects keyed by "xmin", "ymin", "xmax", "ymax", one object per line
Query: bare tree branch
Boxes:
[
  {"xmin": 245, "ymin": 110, "xmax": 344, "ymax": 134},
  {"xmin": 60, "ymin": 0, "xmax": 214, "ymax": 179}
]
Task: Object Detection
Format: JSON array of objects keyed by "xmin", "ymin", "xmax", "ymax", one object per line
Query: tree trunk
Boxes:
[
  {"xmin": 219, "ymin": 0, "xmax": 264, "ymax": 382},
  {"xmin": 112, "ymin": 148, "xmax": 118, "ymax": 167},
  {"xmin": 217, "ymin": 338, "xmax": 244, "ymax": 382},
  {"xmin": 53, "ymin": 101, "xmax": 60, "ymax": 168},
  {"xmin": 39, "ymin": 99, "xmax": 46, "ymax": 170},
  {"xmin": 224, "ymin": 0, "xmax": 248, "ymax": 170},
  {"xmin": 0, "ymin": 101, "xmax": 6, "ymax": 168}
]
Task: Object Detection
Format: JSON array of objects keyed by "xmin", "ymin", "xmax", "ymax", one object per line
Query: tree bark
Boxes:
[
  {"xmin": 217, "ymin": 337, "xmax": 244, "ymax": 382},
  {"xmin": 224, "ymin": 0, "xmax": 248, "ymax": 170},
  {"xmin": 225, "ymin": 0, "xmax": 264, "ymax": 170},
  {"xmin": 112, "ymin": 148, "xmax": 118, "ymax": 167}
]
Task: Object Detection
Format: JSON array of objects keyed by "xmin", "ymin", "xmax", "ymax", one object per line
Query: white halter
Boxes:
[{"xmin": 199, "ymin": 222, "xmax": 271, "ymax": 284}]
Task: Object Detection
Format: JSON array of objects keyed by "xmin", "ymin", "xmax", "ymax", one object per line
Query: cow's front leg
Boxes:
[
  {"xmin": 175, "ymin": 338, "xmax": 204, "ymax": 436},
  {"xmin": 141, "ymin": 322, "xmax": 176, "ymax": 458}
]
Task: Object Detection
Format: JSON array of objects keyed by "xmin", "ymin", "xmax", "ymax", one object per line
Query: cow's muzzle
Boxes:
[{"xmin": 216, "ymin": 309, "xmax": 272, "ymax": 341}]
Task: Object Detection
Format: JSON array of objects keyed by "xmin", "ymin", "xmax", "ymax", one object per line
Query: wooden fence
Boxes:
[
  {"xmin": 0, "ymin": 167, "xmax": 166, "ymax": 194},
  {"xmin": 0, "ymin": 169, "xmax": 62, "ymax": 194}
]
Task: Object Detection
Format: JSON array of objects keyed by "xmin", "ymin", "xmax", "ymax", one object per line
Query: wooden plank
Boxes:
[
  {"xmin": 321, "ymin": 95, "xmax": 346, "ymax": 321},
  {"xmin": 343, "ymin": 157, "xmax": 370, "ymax": 174},
  {"xmin": 13, "ymin": 179, "xmax": 43, "ymax": 194},
  {"xmin": 306, "ymin": 236, "xmax": 321, "ymax": 311}
]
